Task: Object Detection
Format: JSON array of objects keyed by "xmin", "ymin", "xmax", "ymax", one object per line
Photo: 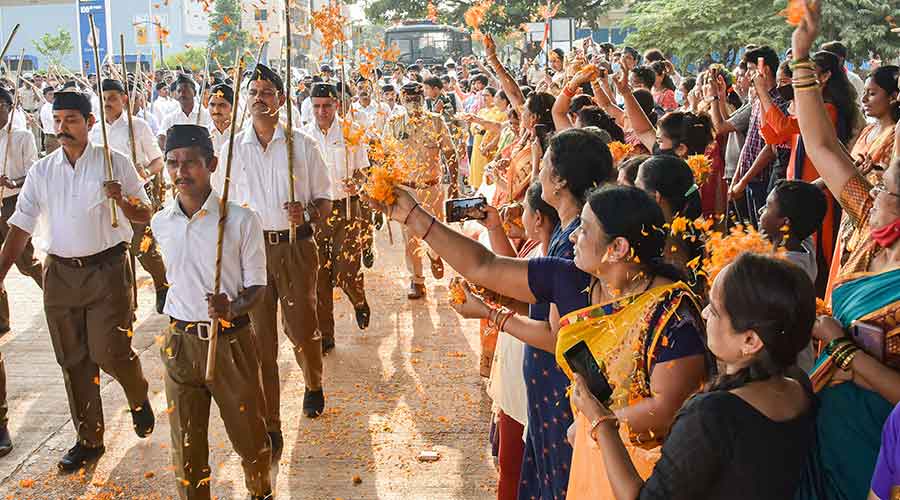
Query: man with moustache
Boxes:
[
  {"xmin": 206, "ymin": 83, "xmax": 234, "ymax": 153},
  {"xmin": 89, "ymin": 79, "xmax": 169, "ymax": 313},
  {"xmin": 153, "ymin": 124, "xmax": 272, "ymax": 500},
  {"xmin": 212, "ymin": 64, "xmax": 332, "ymax": 459},
  {"xmin": 157, "ymin": 74, "xmax": 212, "ymax": 149},
  {"xmin": 304, "ymin": 83, "xmax": 371, "ymax": 354},
  {"xmin": 0, "ymin": 91, "xmax": 154, "ymax": 472}
]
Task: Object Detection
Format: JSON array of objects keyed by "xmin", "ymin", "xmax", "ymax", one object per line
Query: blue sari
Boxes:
[{"xmin": 800, "ymin": 269, "xmax": 900, "ymax": 500}]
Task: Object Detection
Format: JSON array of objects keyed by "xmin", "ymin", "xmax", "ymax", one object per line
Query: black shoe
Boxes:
[
  {"xmin": 303, "ymin": 389, "xmax": 325, "ymax": 418},
  {"xmin": 57, "ymin": 443, "xmax": 105, "ymax": 473},
  {"xmin": 155, "ymin": 287, "xmax": 169, "ymax": 315},
  {"xmin": 249, "ymin": 494, "xmax": 273, "ymax": 500},
  {"xmin": 374, "ymin": 212, "xmax": 384, "ymax": 230},
  {"xmin": 0, "ymin": 327, "xmax": 9, "ymax": 339},
  {"xmin": 268, "ymin": 431, "xmax": 283, "ymax": 462},
  {"xmin": 407, "ymin": 283, "xmax": 426, "ymax": 300},
  {"xmin": 0, "ymin": 425, "xmax": 12, "ymax": 457},
  {"xmin": 322, "ymin": 337, "xmax": 335, "ymax": 355},
  {"xmin": 131, "ymin": 399, "xmax": 155, "ymax": 438},
  {"xmin": 362, "ymin": 247, "xmax": 375, "ymax": 268},
  {"xmin": 355, "ymin": 303, "xmax": 370, "ymax": 330}
]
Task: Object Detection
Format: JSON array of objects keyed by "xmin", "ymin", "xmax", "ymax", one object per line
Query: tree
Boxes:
[
  {"xmin": 163, "ymin": 47, "xmax": 207, "ymax": 71},
  {"xmin": 34, "ymin": 28, "xmax": 75, "ymax": 67},
  {"xmin": 208, "ymin": 0, "xmax": 256, "ymax": 66},
  {"xmin": 364, "ymin": 0, "xmax": 624, "ymax": 36},
  {"xmin": 623, "ymin": 0, "xmax": 898, "ymax": 70}
]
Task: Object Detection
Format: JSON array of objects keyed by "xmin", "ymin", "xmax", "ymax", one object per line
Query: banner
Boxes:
[{"xmin": 76, "ymin": 0, "xmax": 111, "ymax": 75}]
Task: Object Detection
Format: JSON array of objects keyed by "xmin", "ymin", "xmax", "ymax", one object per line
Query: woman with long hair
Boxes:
[
  {"xmin": 573, "ymin": 253, "xmax": 816, "ymax": 499},
  {"xmin": 650, "ymin": 60, "xmax": 678, "ymax": 112},
  {"xmin": 790, "ymin": 4, "xmax": 900, "ymax": 498}
]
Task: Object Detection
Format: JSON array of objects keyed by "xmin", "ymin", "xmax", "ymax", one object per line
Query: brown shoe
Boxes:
[
  {"xmin": 407, "ymin": 283, "xmax": 426, "ymax": 300},
  {"xmin": 429, "ymin": 256, "xmax": 444, "ymax": 279}
]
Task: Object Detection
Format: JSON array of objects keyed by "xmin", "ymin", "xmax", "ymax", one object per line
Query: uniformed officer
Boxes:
[
  {"xmin": 212, "ymin": 64, "xmax": 332, "ymax": 458},
  {"xmin": 153, "ymin": 124, "xmax": 272, "ymax": 500},
  {"xmin": 90, "ymin": 79, "xmax": 169, "ymax": 313},
  {"xmin": 304, "ymin": 83, "xmax": 371, "ymax": 354},
  {"xmin": 0, "ymin": 91, "xmax": 154, "ymax": 472},
  {"xmin": 207, "ymin": 83, "xmax": 233, "ymax": 153},
  {"xmin": 383, "ymin": 82, "xmax": 459, "ymax": 299},
  {"xmin": 0, "ymin": 87, "xmax": 43, "ymax": 336}
]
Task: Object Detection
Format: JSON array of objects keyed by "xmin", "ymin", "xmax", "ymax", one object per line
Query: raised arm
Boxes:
[
  {"xmin": 484, "ymin": 35, "xmax": 525, "ymax": 114},
  {"xmin": 791, "ymin": 0, "xmax": 857, "ymax": 198},
  {"xmin": 614, "ymin": 69, "xmax": 656, "ymax": 150},
  {"xmin": 707, "ymin": 72, "xmax": 737, "ymax": 136},
  {"xmin": 591, "ymin": 78, "xmax": 626, "ymax": 124}
]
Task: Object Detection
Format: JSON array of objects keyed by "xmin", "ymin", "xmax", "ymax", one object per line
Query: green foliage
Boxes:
[
  {"xmin": 623, "ymin": 0, "xmax": 899, "ymax": 70},
  {"xmin": 33, "ymin": 28, "xmax": 75, "ymax": 67},
  {"xmin": 163, "ymin": 47, "xmax": 207, "ymax": 71},
  {"xmin": 207, "ymin": 0, "xmax": 256, "ymax": 67}
]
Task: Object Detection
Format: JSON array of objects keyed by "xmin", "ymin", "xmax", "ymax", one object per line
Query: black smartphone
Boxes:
[
  {"xmin": 777, "ymin": 84, "xmax": 795, "ymax": 102},
  {"xmin": 563, "ymin": 340, "xmax": 614, "ymax": 403},
  {"xmin": 850, "ymin": 320, "xmax": 885, "ymax": 361},
  {"xmin": 445, "ymin": 196, "xmax": 487, "ymax": 223}
]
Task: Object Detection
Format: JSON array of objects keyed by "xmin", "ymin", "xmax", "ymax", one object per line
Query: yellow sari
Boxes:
[{"xmin": 556, "ymin": 282, "xmax": 703, "ymax": 500}]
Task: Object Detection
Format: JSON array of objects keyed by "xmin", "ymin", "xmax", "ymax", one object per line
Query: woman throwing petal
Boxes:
[{"xmin": 790, "ymin": 2, "xmax": 900, "ymax": 499}]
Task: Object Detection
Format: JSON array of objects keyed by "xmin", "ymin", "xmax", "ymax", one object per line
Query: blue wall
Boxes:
[{"xmin": 0, "ymin": 0, "xmax": 210, "ymax": 72}]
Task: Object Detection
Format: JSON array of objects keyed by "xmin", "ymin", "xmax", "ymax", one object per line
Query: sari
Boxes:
[
  {"xmin": 470, "ymin": 106, "xmax": 508, "ymax": 189},
  {"xmin": 493, "ymin": 134, "xmax": 533, "ymax": 207},
  {"xmin": 555, "ymin": 282, "xmax": 704, "ymax": 499},
  {"xmin": 800, "ymin": 174, "xmax": 900, "ymax": 500}
]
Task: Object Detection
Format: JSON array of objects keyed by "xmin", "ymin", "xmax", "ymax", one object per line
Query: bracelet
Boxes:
[
  {"xmin": 832, "ymin": 344, "xmax": 858, "ymax": 367},
  {"xmin": 839, "ymin": 349, "xmax": 859, "ymax": 371},
  {"xmin": 794, "ymin": 84, "xmax": 821, "ymax": 92},
  {"xmin": 496, "ymin": 308, "xmax": 514, "ymax": 332},
  {"xmin": 830, "ymin": 342, "xmax": 856, "ymax": 362},
  {"xmin": 421, "ymin": 215, "xmax": 437, "ymax": 241},
  {"xmin": 791, "ymin": 77, "xmax": 819, "ymax": 87},
  {"xmin": 403, "ymin": 203, "xmax": 420, "ymax": 225},
  {"xmin": 825, "ymin": 337, "xmax": 852, "ymax": 355},
  {"xmin": 589, "ymin": 414, "xmax": 619, "ymax": 442},
  {"xmin": 790, "ymin": 61, "xmax": 815, "ymax": 71},
  {"xmin": 563, "ymin": 85, "xmax": 578, "ymax": 97}
]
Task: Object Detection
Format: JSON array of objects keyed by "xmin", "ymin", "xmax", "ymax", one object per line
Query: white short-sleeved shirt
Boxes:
[
  {"xmin": 9, "ymin": 143, "xmax": 150, "ymax": 257},
  {"xmin": 303, "ymin": 118, "xmax": 369, "ymax": 200},
  {"xmin": 207, "ymin": 122, "xmax": 232, "ymax": 155},
  {"xmin": 152, "ymin": 96, "xmax": 179, "ymax": 124},
  {"xmin": 158, "ymin": 104, "xmax": 212, "ymax": 137},
  {"xmin": 212, "ymin": 123, "xmax": 332, "ymax": 231},
  {"xmin": 152, "ymin": 191, "xmax": 267, "ymax": 322},
  {"xmin": 353, "ymin": 100, "xmax": 392, "ymax": 133},
  {"xmin": 300, "ymin": 97, "xmax": 313, "ymax": 127},
  {"xmin": 10, "ymin": 108, "xmax": 26, "ymax": 131},
  {"xmin": 39, "ymin": 103, "xmax": 55, "ymax": 134},
  {"xmin": 89, "ymin": 113, "xmax": 162, "ymax": 170},
  {"xmin": 0, "ymin": 128, "xmax": 38, "ymax": 199}
]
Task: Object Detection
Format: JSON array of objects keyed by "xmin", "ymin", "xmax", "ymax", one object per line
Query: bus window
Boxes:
[{"xmin": 387, "ymin": 37, "xmax": 414, "ymax": 64}]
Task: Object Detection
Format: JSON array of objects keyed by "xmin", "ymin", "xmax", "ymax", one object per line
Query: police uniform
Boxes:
[
  {"xmin": 89, "ymin": 79, "xmax": 168, "ymax": 307},
  {"xmin": 212, "ymin": 64, "xmax": 333, "ymax": 428},
  {"xmin": 0, "ymin": 87, "xmax": 43, "ymax": 334},
  {"xmin": 303, "ymin": 83, "xmax": 371, "ymax": 344},
  {"xmin": 8, "ymin": 91, "xmax": 153, "ymax": 454},
  {"xmin": 153, "ymin": 125, "xmax": 271, "ymax": 500}
]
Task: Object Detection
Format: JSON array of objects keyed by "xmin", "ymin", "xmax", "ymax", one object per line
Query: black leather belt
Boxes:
[
  {"xmin": 50, "ymin": 243, "xmax": 127, "ymax": 268},
  {"xmin": 264, "ymin": 225, "xmax": 313, "ymax": 245},
  {"xmin": 170, "ymin": 314, "xmax": 251, "ymax": 340}
]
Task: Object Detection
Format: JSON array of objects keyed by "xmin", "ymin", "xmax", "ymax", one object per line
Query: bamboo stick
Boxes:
[
  {"xmin": 89, "ymin": 14, "xmax": 119, "ymax": 228},
  {"xmin": 284, "ymin": 2, "xmax": 297, "ymax": 243},
  {"xmin": 205, "ymin": 49, "xmax": 245, "ymax": 383},
  {"xmin": 0, "ymin": 49, "xmax": 25, "ymax": 201}
]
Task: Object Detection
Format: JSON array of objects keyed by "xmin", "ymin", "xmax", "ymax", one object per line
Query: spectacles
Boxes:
[{"xmin": 871, "ymin": 181, "xmax": 900, "ymax": 200}]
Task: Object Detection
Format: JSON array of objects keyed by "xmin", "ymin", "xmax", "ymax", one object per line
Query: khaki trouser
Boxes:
[
  {"xmin": 0, "ymin": 352, "xmax": 6, "ymax": 426},
  {"xmin": 43, "ymin": 248, "xmax": 149, "ymax": 447},
  {"xmin": 316, "ymin": 197, "xmax": 367, "ymax": 342},
  {"xmin": 160, "ymin": 323, "xmax": 271, "ymax": 499},
  {"xmin": 249, "ymin": 237, "xmax": 321, "ymax": 432},
  {"xmin": 0, "ymin": 196, "xmax": 43, "ymax": 333},
  {"xmin": 43, "ymin": 133, "xmax": 60, "ymax": 154},
  {"xmin": 129, "ymin": 222, "xmax": 168, "ymax": 290},
  {"xmin": 402, "ymin": 184, "xmax": 445, "ymax": 285}
]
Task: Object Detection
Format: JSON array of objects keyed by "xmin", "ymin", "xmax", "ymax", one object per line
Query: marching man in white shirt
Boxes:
[
  {"xmin": 153, "ymin": 124, "xmax": 272, "ymax": 500},
  {"xmin": 304, "ymin": 83, "xmax": 371, "ymax": 355},
  {"xmin": 212, "ymin": 64, "xmax": 332, "ymax": 458},
  {"xmin": 206, "ymin": 83, "xmax": 234, "ymax": 153},
  {"xmin": 0, "ymin": 86, "xmax": 43, "ymax": 337},
  {"xmin": 90, "ymin": 79, "xmax": 169, "ymax": 313},
  {"xmin": 0, "ymin": 91, "xmax": 154, "ymax": 472},
  {"xmin": 39, "ymin": 86, "xmax": 60, "ymax": 153},
  {"xmin": 157, "ymin": 74, "xmax": 212, "ymax": 149}
]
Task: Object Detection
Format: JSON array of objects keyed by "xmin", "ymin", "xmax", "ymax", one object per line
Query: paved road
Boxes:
[{"xmin": 0, "ymin": 224, "xmax": 497, "ymax": 499}]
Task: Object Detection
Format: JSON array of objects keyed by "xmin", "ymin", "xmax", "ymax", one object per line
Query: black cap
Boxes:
[
  {"xmin": 382, "ymin": 84, "xmax": 396, "ymax": 93},
  {"xmin": 335, "ymin": 80, "xmax": 353, "ymax": 97},
  {"xmin": 164, "ymin": 124, "xmax": 214, "ymax": 154},
  {"xmin": 173, "ymin": 73, "xmax": 196, "ymax": 89},
  {"xmin": 209, "ymin": 83, "xmax": 234, "ymax": 104},
  {"xmin": 0, "ymin": 88, "xmax": 11, "ymax": 106},
  {"xmin": 101, "ymin": 79, "xmax": 126, "ymax": 93},
  {"xmin": 155, "ymin": 81, "xmax": 168, "ymax": 91},
  {"xmin": 310, "ymin": 82, "xmax": 338, "ymax": 99},
  {"xmin": 53, "ymin": 91, "xmax": 92, "ymax": 116},
  {"xmin": 400, "ymin": 82, "xmax": 423, "ymax": 96},
  {"xmin": 249, "ymin": 63, "xmax": 284, "ymax": 93},
  {"xmin": 320, "ymin": 64, "xmax": 333, "ymax": 73},
  {"xmin": 42, "ymin": 86, "xmax": 55, "ymax": 96}
]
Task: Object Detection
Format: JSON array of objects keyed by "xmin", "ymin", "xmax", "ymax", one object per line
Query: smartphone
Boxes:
[
  {"xmin": 850, "ymin": 320, "xmax": 885, "ymax": 361},
  {"xmin": 776, "ymin": 84, "xmax": 795, "ymax": 102},
  {"xmin": 445, "ymin": 196, "xmax": 487, "ymax": 223},
  {"xmin": 563, "ymin": 340, "xmax": 614, "ymax": 403}
]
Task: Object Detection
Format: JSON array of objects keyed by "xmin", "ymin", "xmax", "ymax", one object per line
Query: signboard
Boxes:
[
  {"xmin": 76, "ymin": 0, "xmax": 111, "ymax": 75},
  {"xmin": 134, "ymin": 15, "xmax": 149, "ymax": 46},
  {"xmin": 183, "ymin": 1, "xmax": 211, "ymax": 36}
]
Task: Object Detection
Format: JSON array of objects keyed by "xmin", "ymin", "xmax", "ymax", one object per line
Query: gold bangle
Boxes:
[
  {"xmin": 790, "ymin": 60, "xmax": 815, "ymax": 71},
  {"xmin": 794, "ymin": 84, "xmax": 821, "ymax": 92},
  {"xmin": 837, "ymin": 346, "xmax": 859, "ymax": 370},
  {"xmin": 831, "ymin": 343, "xmax": 856, "ymax": 363},
  {"xmin": 589, "ymin": 414, "xmax": 619, "ymax": 442},
  {"xmin": 791, "ymin": 76, "xmax": 819, "ymax": 85}
]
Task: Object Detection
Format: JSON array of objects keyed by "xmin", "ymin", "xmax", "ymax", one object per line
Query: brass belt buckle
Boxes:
[
  {"xmin": 72, "ymin": 257, "xmax": 85, "ymax": 268},
  {"xmin": 196, "ymin": 322, "xmax": 211, "ymax": 341},
  {"xmin": 267, "ymin": 232, "xmax": 281, "ymax": 245}
]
